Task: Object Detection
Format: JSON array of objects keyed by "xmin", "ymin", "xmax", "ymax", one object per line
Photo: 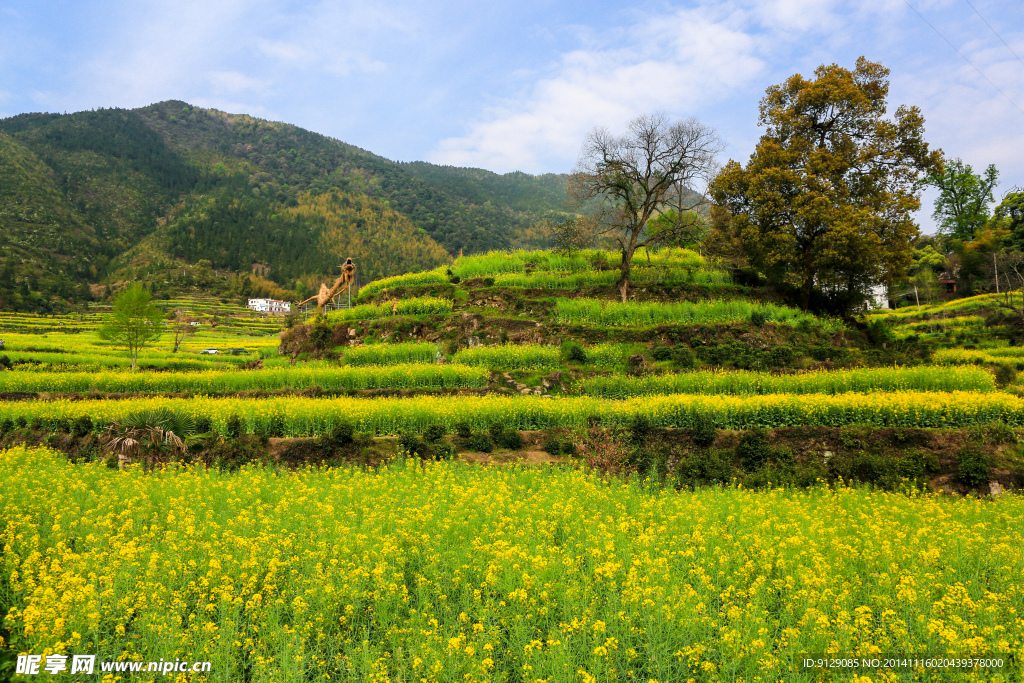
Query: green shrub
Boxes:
[
  {"xmin": 455, "ymin": 421, "xmax": 472, "ymax": 439},
  {"xmin": 956, "ymin": 445, "xmax": 992, "ymax": 488},
  {"xmin": 399, "ymin": 432, "xmax": 425, "ymax": 458},
  {"xmin": 482, "ymin": 277, "xmax": 495, "ymax": 287},
  {"xmin": 194, "ymin": 417, "xmax": 212, "ymax": 435},
  {"xmin": 768, "ymin": 346, "xmax": 795, "ymax": 367},
  {"xmin": 325, "ymin": 421, "xmax": 355, "ymax": 448},
  {"xmin": 673, "ymin": 346, "xmax": 695, "ymax": 368},
  {"xmin": 307, "ymin": 318, "xmax": 334, "ymax": 350},
  {"xmin": 226, "ymin": 414, "xmax": 243, "ymax": 438},
  {"xmin": 750, "ymin": 310, "xmax": 767, "ymax": 327},
  {"xmin": 865, "ymin": 318, "xmax": 894, "ymax": 347},
  {"xmin": 16, "ymin": 417, "xmax": 27, "ymax": 429},
  {"xmin": 566, "ymin": 343, "xmax": 588, "ymax": 364},
  {"xmin": 0, "ymin": 417, "xmax": 13, "ymax": 436},
  {"xmin": 432, "ymin": 442, "xmax": 456, "ymax": 460},
  {"xmin": 737, "ymin": 429, "xmax": 773, "ymax": 471},
  {"xmin": 490, "ymin": 422, "xmax": 523, "ymax": 449},
  {"xmin": 423, "ymin": 424, "xmax": 447, "ymax": 443},
  {"xmin": 675, "ymin": 448, "xmax": 734, "ymax": 488},
  {"xmin": 628, "ymin": 413, "xmax": 653, "ymax": 445},
  {"xmin": 450, "ymin": 275, "xmax": 461, "ymax": 284},
  {"xmin": 30, "ymin": 417, "xmax": 43, "ymax": 430},
  {"xmin": 995, "ymin": 364, "xmax": 1017, "ymax": 388},
  {"xmin": 467, "ymin": 433, "xmax": 493, "ymax": 453},
  {"xmin": 652, "ymin": 346, "xmax": 674, "ymax": 361},
  {"xmin": 690, "ymin": 413, "xmax": 717, "ymax": 448},
  {"xmin": 495, "ymin": 428, "xmax": 523, "ymax": 450},
  {"xmin": 543, "ymin": 436, "xmax": 562, "ymax": 456}
]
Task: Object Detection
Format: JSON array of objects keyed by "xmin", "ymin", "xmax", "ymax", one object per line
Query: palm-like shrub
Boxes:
[{"xmin": 104, "ymin": 409, "xmax": 198, "ymax": 468}]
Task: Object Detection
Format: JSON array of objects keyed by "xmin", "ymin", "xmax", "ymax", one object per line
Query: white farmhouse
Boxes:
[{"xmin": 247, "ymin": 298, "xmax": 292, "ymax": 315}]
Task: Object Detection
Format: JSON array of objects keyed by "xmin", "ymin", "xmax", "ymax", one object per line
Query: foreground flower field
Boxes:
[{"xmin": 1, "ymin": 446, "xmax": 1021, "ymax": 681}]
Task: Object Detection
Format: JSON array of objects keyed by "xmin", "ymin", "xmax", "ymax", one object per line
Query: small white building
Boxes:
[
  {"xmin": 247, "ymin": 298, "xmax": 292, "ymax": 315},
  {"xmin": 867, "ymin": 284, "xmax": 889, "ymax": 310}
]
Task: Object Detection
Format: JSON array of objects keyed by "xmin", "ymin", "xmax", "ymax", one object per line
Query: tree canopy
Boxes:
[
  {"xmin": 710, "ymin": 57, "xmax": 942, "ymax": 311},
  {"xmin": 929, "ymin": 158, "xmax": 999, "ymax": 241},
  {"xmin": 97, "ymin": 283, "xmax": 164, "ymax": 371}
]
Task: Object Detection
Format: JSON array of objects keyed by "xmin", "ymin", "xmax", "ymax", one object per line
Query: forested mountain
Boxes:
[{"xmin": 0, "ymin": 101, "xmax": 568, "ymax": 311}]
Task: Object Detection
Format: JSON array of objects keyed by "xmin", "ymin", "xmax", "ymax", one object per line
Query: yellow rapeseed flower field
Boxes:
[
  {"xmin": 1, "ymin": 446, "xmax": 1020, "ymax": 682},
  {"xmin": 3, "ymin": 391, "xmax": 1024, "ymax": 435}
]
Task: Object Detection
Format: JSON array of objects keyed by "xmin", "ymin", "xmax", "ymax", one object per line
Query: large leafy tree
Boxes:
[
  {"xmin": 929, "ymin": 158, "xmax": 999, "ymax": 240},
  {"xmin": 570, "ymin": 113, "xmax": 722, "ymax": 302},
  {"xmin": 997, "ymin": 190, "xmax": 1024, "ymax": 249},
  {"xmin": 710, "ymin": 57, "xmax": 942, "ymax": 311},
  {"xmin": 98, "ymin": 283, "xmax": 164, "ymax": 371}
]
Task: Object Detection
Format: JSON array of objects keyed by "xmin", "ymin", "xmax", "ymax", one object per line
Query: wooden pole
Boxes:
[{"xmin": 994, "ymin": 252, "xmax": 1000, "ymax": 294}]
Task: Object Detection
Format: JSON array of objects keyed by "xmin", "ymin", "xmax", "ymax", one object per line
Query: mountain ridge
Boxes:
[{"xmin": 0, "ymin": 101, "xmax": 569, "ymax": 311}]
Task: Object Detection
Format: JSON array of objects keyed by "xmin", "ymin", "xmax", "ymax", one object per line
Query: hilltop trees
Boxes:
[
  {"xmin": 570, "ymin": 113, "xmax": 723, "ymax": 302},
  {"xmin": 710, "ymin": 57, "xmax": 942, "ymax": 311}
]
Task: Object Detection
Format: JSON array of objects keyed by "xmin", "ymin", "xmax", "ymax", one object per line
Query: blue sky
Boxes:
[{"xmin": 1, "ymin": 0, "xmax": 1022, "ymax": 231}]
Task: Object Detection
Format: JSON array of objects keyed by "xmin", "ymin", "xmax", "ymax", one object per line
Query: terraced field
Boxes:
[{"xmin": 2, "ymin": 248, "xmax": 1023, "ymax": 681}]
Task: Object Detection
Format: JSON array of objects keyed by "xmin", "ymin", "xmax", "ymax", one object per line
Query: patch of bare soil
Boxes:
[{"xmin": 460, "ymin": 449, "xmax": 565, "ymax": 465}]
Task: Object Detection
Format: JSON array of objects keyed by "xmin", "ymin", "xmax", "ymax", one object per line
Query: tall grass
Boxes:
[
  {"xmin": 3, "ymin": 391, "xmax": 1022, "ymax": 435},
  {"xmin": 453, "ymin": 344, "xmax": 561, "ymax": 369},
  {"xmin": 452, "ymin": 248, "xmax": 709, "ymax": 279},
  {"xmin": 341, "ymin": 342, "xmax": 439, "ymax": 366},
  {"xmin": 0, "ymin": 364, "xmax": 488, "ymax": 394},
  {"xmin": 556, "ymin": 298, "xmax": 818, "ymax": 327},
  {"xmin": 579, "ymin": 366, "xmax": 996, "ymax": 398},
  {"xmin": 491, "ymin": 266, "xmax": 732, "ymax": 289},
  {"xmin": 327, "ymin": 297, "xmax": 453, "ymax": 323},
  {"xmin": 356, "ymin": 268, "xmax": 449, "ymax": 300}
]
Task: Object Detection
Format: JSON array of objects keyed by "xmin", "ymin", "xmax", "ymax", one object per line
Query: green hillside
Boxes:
[
  {"xmin": 0, "ymin": 132, "xmax": 98, "ymax": 310},
  {"xmin": 0, "ymin": 102, "xmax": 569, "ymax": 311}
]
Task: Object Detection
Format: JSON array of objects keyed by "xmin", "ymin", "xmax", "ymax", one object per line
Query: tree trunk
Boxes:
[
  {"xmin": 800, "ymin": 275, "xmax": 814, "ymax": 311},
  {"xmin": 618, "ymin": 244, "xmax": 635, "ymax": 303}
]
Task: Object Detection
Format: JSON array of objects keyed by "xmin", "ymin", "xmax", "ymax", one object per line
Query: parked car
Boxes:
[{"xmin": 199, "ymin": 349, "xmax": 218, "ymax": 355}]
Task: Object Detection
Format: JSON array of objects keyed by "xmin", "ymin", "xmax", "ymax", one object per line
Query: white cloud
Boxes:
[
  {"xmin": 76, "ymin": 0, "xmax": 260, "ymax": 107},
  {"xmin": 255, "ymin": 2, "xmax": 402, "ymax": 77},
  {"xmin": 430, "ymin": 6, "xmax": 765, "ymax": 173},
  {"xmin": 208, "ymin": 71, "xmax": 271, "ymax": 96},
  {"xmin": 750, "ymin": 0, "xmax": 840, "ymax": 33}
]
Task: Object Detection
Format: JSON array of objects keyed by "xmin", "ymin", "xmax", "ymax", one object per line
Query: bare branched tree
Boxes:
[
  {"xmin": 170, "ymin": 309, "xmax": 197, "ymax": 353},
  {"xmin": 570, "ymin": 113, "xmax": 722, "ymax": 302},
  {"xmin": 996, "ymin": 252, "xmax": 1024, "ymax": 330}
]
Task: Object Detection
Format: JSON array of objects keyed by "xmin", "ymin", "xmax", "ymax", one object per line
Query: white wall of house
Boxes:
[{"xmin": 247, "ymin": 298, "xmax": 292, "ymax": 314}]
